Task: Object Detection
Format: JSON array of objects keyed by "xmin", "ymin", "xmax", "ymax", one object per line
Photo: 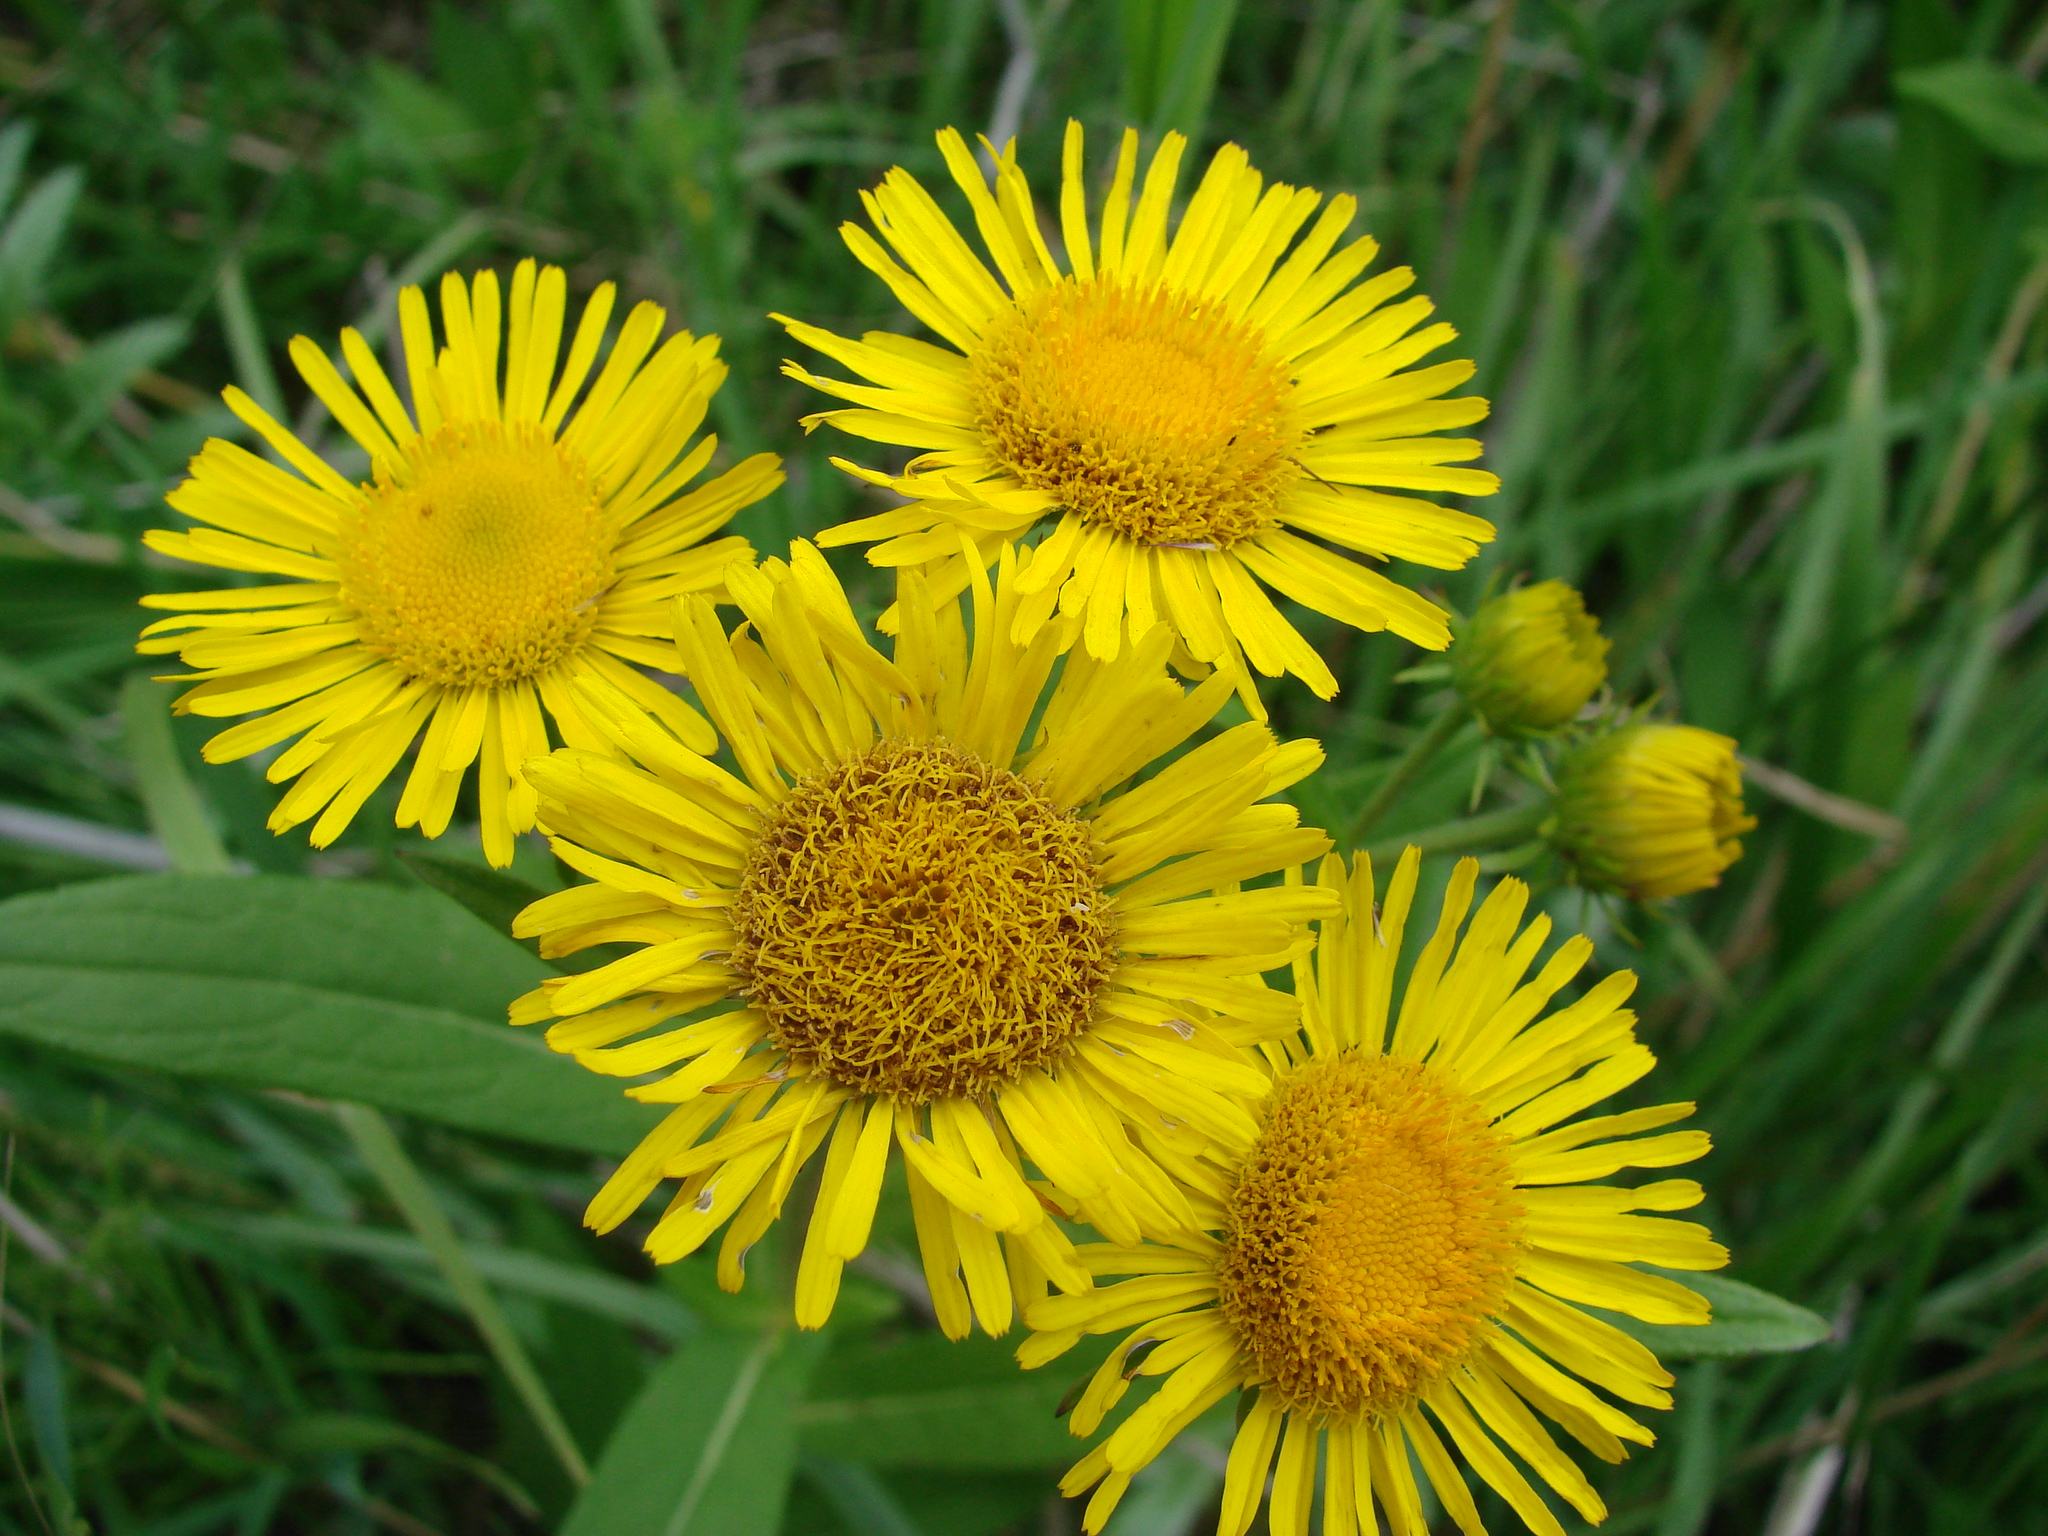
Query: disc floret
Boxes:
[
  {"xmin": 339, "ymin": 420, "xmax": 614, "ymax": 688},
  {"xmin": 1216, "ymin": 1051, "xmax": 1523, "ymax": 1418},
  {"xmin": 731, "ymin": 738, "xmax": 1118, "ymax": 1104},
  {"xmin": 971, "ymin": 276, "xmax": 1300, "ymax": 548}
]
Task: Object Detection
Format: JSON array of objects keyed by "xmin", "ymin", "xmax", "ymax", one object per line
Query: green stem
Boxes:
[
  {"xmin": 1360, "ymin": 797, "xmax": 1551, "ymax": 868},
  {"xmin": 338, "ymin": 1104, "xmax": 591, "ymax": 1487},
  {"xmin": 1347, "ymin": 705, "xmax": 1471, "ymax": 844}
]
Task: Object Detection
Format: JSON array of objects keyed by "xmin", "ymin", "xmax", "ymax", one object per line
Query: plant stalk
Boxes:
[
  {"xmin": 1346, "ymin": 705, "xmax": 1471, "ymax": 844},
  {"xmin": 1360, "ymin": 797, "xmax": 1551, "ymax": 869}
]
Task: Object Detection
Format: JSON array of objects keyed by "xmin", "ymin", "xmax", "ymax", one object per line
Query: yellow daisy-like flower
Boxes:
[
  {"xmin": 778, "ymin": 122, "xmax": 1498, "ymax": 712},
  {"xmin": 139, "ymin": 260, "xmax": 780, "ymax": 865},
  {"xmin": 1451, "ymin": 580, "xmax": 1610, "ymax": 736},
  {"xmin": 509, "ymin": 540, "xmax": 1334, "ymax": 1336},
  {"xmin": 1023, "ymin": 848, "xmax": 1726, "ymax": 1536},
  {"xmin": 1552, "ymin": 723, "xmax": 1755, "ymax": 901}
]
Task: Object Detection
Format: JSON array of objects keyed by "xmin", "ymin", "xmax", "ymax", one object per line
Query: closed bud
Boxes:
[
  {"xmin": 1552, "ymin": 723, "xmax": 1755, "ymax": 900},
  {"xmin": 1450, "ymin": 581, "xmax": 1609, "ymax": 736}
]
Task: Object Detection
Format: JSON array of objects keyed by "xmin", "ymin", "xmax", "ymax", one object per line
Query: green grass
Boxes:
[{"xmin": 3, "ymin": 2, "xmax": 2047, "ymax": 1532}]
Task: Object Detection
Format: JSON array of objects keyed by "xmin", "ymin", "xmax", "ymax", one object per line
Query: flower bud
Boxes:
[
  {"xmin": 1552, "ymin": 723, "xmax": 1755, "ymax": 899},
  {"xmin": 1450, "ymin": 581, "xmax": 1608, "ymax": 736}
]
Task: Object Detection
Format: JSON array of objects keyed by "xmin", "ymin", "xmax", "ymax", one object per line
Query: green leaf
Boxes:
[
  {"xmin": 24, "ymin": 1324, "xmax": 75, "ymax": 1500},
  {"xmin": 0, "ymin": 874, "xmax": 657, "ymax": 1155},
  {"xmin": 826, "ymin": 1468, "xmax": 1046, "ymax": 1536},
  {"xmin": 0, "ymin": 122, "xmax": 32, "ymax": 219},
  {"xmin": 120, "ymin": 674, "xmax": 233, "ymax": 876},
  {"xmin": 562, "ymin": 1327, "xmax": 816, "ymax": 1536},
  {"xmin": 273, "ymin": 1411, "xmax": 540, "ymax": 1517},
  {"xmin": 215, "ymin": 257, "xmax": 286, "ymax": 421},
  {"xmin": 1653, "ymin": 1363, "xmax": 1720, "ymax": 1536},
  {"xmin": 1119, "ymin": 0, "xmax": 1241, "ymax": 138},
  {"xmin": 1112, "ymin": 1435, "xmax": 1229, "ymax": 1532},
  {"xmin": 339, "ymin": 1102, "xmax": 592, "ymax": 1487},
  {"xmin": 169, "ymin": 1210, "xmax": 695, "ymax": 1340},
  {"xmin": 399, "ymin": 849, "xmax": 550, "ymax": 956},
  {"xmin": 1151, "ymin": 0, "xmax": 1242, "ymax": 140},
  {"xmin": 56, "ymin": 315, "xmax": 189, "ymax": 450},
  {"xmin": 0, "ymin": 165, "xmax": 81, "ymax": 315},
  {"xmin": 361, "ymin": 61, "xmax": 482, "ymax": 180},
  {"xmin": 1623, "ymin": 1274, "xmax": 1832, "ymax": 1360},
  {"xmin": 801, "ymin": 1458, "xmax": 928, "ymax": 1536},
  {"xmin": 798, "ymin": 1332, "xmax": 1092, "ymax": 1469},
  {"xmin": 1897, "ymin": 61, "xmax": 2048, "ymax": 166}
]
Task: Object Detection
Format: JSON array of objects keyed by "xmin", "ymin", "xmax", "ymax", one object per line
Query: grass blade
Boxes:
[
  {"xmin": 119, "ymin": 674, "xmax": 233, "ymax": 876},
  {"xmin": 337, "ymin": 1102, "xmax": 591, "ymax": 1487}
]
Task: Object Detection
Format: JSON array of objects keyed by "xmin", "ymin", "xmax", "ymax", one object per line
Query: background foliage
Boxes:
[{"xmin": 2, "ymin": 2, "xmax": 2045, "ymax": 1532}]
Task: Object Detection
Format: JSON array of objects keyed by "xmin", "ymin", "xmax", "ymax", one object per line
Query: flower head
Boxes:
[
  {"xmin": 1452, "ymin": 580, "xmax": 1609, "ymax": 735},
  {"xmin": 779, "ymin": 123, "xmax": 1498, "ymax": 714},
  {"xmin": 140, "ymin": 261, "xmax": 779, "ymax": 865},
  {"xmin": 510, "ymin": 541, "xmax": 1334, "ymax": 1336},
  {"xmin": 1023, "ymin": 850, "xmax": 1726, "ymax": 1536},
  {"xmin": 1552, "ymin": 723, "xmax": 1754, "ymax": 900}
]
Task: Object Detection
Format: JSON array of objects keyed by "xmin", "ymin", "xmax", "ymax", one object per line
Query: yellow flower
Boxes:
[
  {"xmin": 778, "ymin": 123, "xmax": 1497, "ymax": 713},
  {"xmin": 1451, "ymin": 580, "xmax": 1609, "ymax": 735},
  {"xmin": 1023, "ymin": 849, "xmax": 1726, "ymax": 1536},
  {"xmin": 509, "ymin": 540, "xmax": 1335, "ymax": 1336},
  {"xmin": 140, "ymin": 260, "xmax": 780, "ymax": 866},
  {"xmin": 1553, "ymin": 723, "xmax": 1755, "ymax": 900}
]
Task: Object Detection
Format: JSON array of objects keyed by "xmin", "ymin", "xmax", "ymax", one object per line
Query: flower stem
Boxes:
[
  {"xmin": 1347, "ymin": 705, "xmax": 1471, "ymax": 844},
  {"xmin": 1360, "ymin": 797, "xmax": 1552, "ymax": 868}
]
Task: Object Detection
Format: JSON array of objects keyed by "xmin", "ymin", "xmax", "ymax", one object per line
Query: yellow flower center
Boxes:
[
  {"xmin": 337, "ymin": 421, "xmax": 614, "ymax": 688},
  {"xmin": 971, "ymin": 276, "xmax": 1301, "ymax": 547},
  {"xmin": 1216, "ymin": 1052, "xmax": 1523, "ymax": 1418},
  {"xmin": 729, "ymin": 739, "xmax": 1118, "ymax": 1104}
]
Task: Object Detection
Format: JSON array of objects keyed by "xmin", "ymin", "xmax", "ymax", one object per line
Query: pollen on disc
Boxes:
[
  {"xmin": 1216, "ymin": 1051, "xmax": 1524, "ymax": 1417},
  {"xmin": 338, "ymin": 420, "xmax": 614, "ymax": 688},
  {"xmin": 729, "ymin": 738, "xmax": 1118, "ymax": 1104},
  {"xmin": 970, "ymin": 275, "xmax": 1302, "ymax": 548}
]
